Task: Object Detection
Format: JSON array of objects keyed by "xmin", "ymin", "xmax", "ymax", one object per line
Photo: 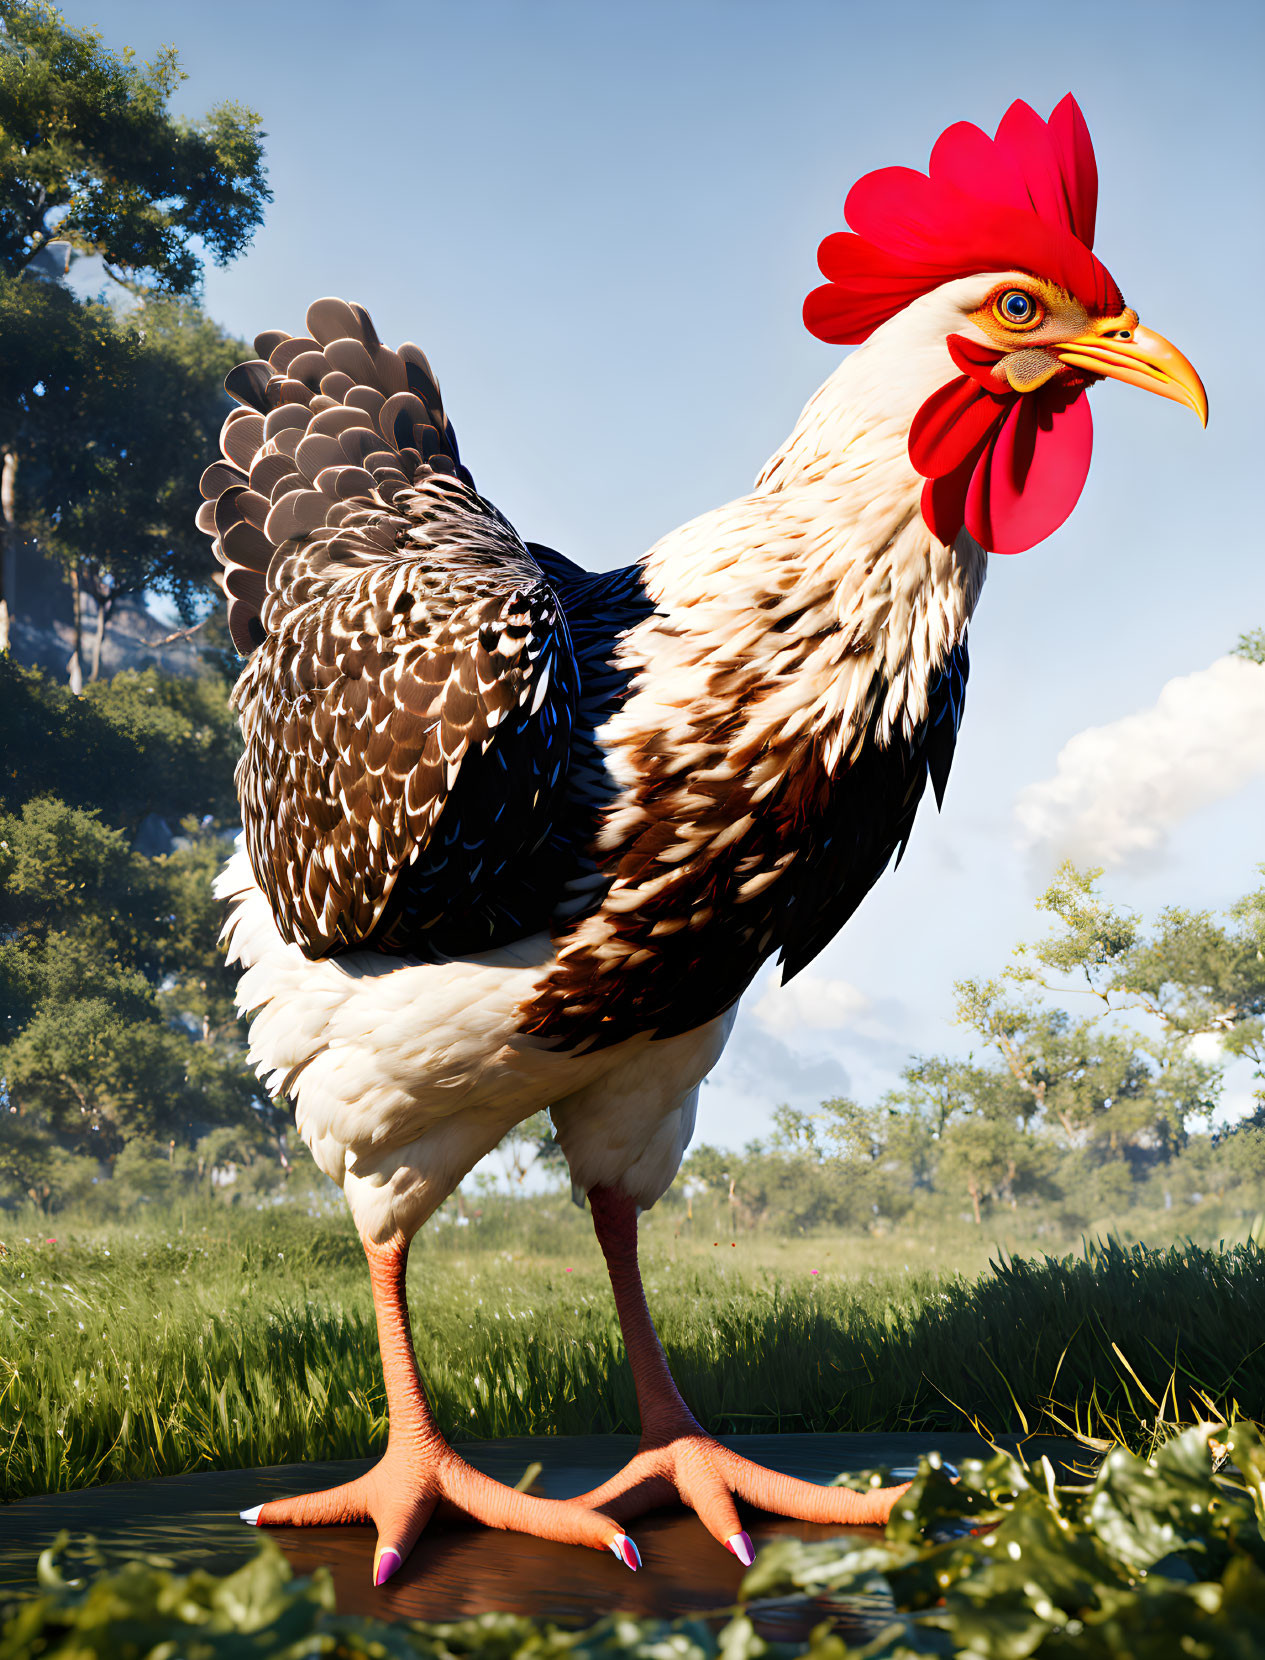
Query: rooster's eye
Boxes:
[{"xmin": 994, "ymin": 289, "xmax": 1042, "ymax": 328}]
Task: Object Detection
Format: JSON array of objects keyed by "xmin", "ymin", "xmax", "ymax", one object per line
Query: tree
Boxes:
[
  {"xmin": 947, "ymin": 866, "xmax": 1225, "ymax": 1157},
  {"xmin": 0, "ymin": 3, "xmax": 267, "ymax": 661},
  {"xmin": 0, "ymin": 279, "xmax": 249, "ymax": 674},
  {"xmin": 1010, "ymin": 862, "xmax": 1264, "ymax": 1127},
  {"xmin": 0, "ymin": 2, "xmax": 267, "ymax": 290},
  {"xmin": 680, "ymin": 1142, "xmax": 748, "ymax": 1227},
  {"xmin": 936, "ymin": 1115, "xmax": 1024, "ymax": 1225},
  {"xmin": 1, "ymin": 652, "xmax": 240, "ymax": 828},
  {"xmin": 952, "ymin": 979, "xmax": 1198, "ymax": 1155},
  {"xmin": 0, "ymin": 659, "xmax": 262, "ymax": 1207},
  {"xmin": 495, "ymin": 1110, "xmax": 561, "ymax": 1186},
  {"xmin": 885, "ymin": 1049, "xmax": 1050, "ymax": 1222},
  {"xmin": 666, "ymin": 868, "xmax": 1261, "ymax": 1235},
  {"xmin": 1234, "ymin": 628, "xmax": 1265, "ymax": 666}
]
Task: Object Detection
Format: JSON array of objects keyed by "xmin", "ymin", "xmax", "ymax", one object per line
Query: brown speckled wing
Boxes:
[
  {"xmin": 198, "ymin": 297, "xmax": 472, "ymax": 657},
  {"xmin": 203, "ymin": 299, "xmax": 577, "ymax": 959}
]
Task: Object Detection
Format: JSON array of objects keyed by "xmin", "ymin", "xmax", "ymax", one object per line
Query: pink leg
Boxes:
[
  {"xmin": 570, "ymin": 1186, "xmax": 910, "ymax": 1561},
  {"xmin": 244, "ymin": 1232, "xmax": 639, "ymax": 1582}
]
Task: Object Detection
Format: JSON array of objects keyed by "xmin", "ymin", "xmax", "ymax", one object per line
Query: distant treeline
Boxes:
[
  {"xmin": 675, "ymin": 1097, "xmax": 1265, "ymax": 1238},
  {"xmin": 675, "ymin": 834, "xmax": 1265, "ymax": 1232}
]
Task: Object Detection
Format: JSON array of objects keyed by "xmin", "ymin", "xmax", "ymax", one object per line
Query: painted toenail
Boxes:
[
  {"xmin": 608, "ymin": 1533, "xmax": 641, "ymax": 1570},
  {"xmin": 725, "ymin": 1530, "xmax": 755, "ymax": 1567}
]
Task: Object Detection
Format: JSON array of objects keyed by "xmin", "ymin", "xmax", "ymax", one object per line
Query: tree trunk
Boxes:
[
  {"xmin": 89, "ymin": 584, "xmax": 115, "ymax": 681},
  {"xmin": 969, "ymin": 1179, "xmax": 982, "ymax": 1226},
  {"xmin": 67, "ymin": 560, "xmax": 83, "ymax": 693},
  {"xmin": 0, "ymin": 449, "xmax": 16, "ymax": 654}
]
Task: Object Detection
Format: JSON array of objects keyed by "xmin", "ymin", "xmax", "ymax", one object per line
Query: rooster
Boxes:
[{"xmin": 203, "ymin": 96, "xmax": 1205, "ymax": 1585}]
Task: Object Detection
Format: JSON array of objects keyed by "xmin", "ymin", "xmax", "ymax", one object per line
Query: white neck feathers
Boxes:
[{"xmin": 636, "ymin": 290, "xmax": 989, "ymax": 759}]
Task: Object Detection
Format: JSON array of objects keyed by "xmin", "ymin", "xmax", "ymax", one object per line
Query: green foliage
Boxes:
[
  {"xmin": 0, "ymin": 1, "xmax": 269, "ymax": 291},
  {"xmin": 707, "ymin": 1100, "xmax": 927, "ymax": 1234},
  {"xmin": 742, "ymin": 1422, "xmax": 1265, "ymax": 1656},
  {"xmin": 935, "ymin": 1116, "xmax": 1024, "ymax": 1226},
  {"xmin": 1, "ymin": 1427, "xmax": 1261, "ymax": 1656},
  {"xmin": 0, "ymin": 4, "xmax": 261, "ymax": 637},
  {"xmin": 0, "ymin": 661, "xmax": 263, "ymax": 1205},
  {"xmin": 1234, "ymin": 628, "xmax": 1265, "ymax": 666},
  {"xmin": 0, "ymin": 273, "xmax": 247, "ymax": 613},
  {"xmin": 10, "ymin": 1536, "xmax": 800, "ymax": 1659},
  {"xmin": 1, "ymin": 657, "xmax": 239, "ymax": 825},
  {"xmin": 1014, "ymin": 862, "xmax": 1265, "ymax": 1064},
  {"xmin": 1015, "ymin": 863, "xmax": 1265, "ymax": 1132}
]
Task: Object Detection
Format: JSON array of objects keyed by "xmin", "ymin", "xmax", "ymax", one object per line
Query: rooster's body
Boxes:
[
  {"xmin": 217, "ymin": 289, "xmax": 980, "ymax": 1241},
  {"xmin": 207, "ymin": 98, "xmax": 1205, "ymax": 1582}
]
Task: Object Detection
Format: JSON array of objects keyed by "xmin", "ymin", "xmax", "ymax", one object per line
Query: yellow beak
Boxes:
[{"xmin": 1056, "ymin": 325, "xmax": 1208, "ymax": 427}]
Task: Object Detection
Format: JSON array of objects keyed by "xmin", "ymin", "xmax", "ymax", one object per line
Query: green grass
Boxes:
[{"xmin": 2, "ymin": 1200, "xmax": 1262, "ymax": 1503}]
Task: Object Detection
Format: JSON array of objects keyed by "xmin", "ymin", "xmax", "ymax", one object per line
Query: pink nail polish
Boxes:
[
  {"xmin": 374, "ymin": 1548, "xmax": 402, "ymax": 1586},
  {"xmin": 725, "ymin": 1531, "xmax": 755, "ymax": 1567},
  {"xmin": 609, "ymin": 1533, "xmax": 641, "ymax": 1570}
]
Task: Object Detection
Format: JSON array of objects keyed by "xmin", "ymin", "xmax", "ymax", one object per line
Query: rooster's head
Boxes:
[{"xmin": 804, "ymin": 96, "xmax": 1207, "ymax": 554}]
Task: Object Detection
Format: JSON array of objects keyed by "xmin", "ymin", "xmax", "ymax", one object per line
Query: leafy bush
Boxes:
[{"xmin": 1, "ymin": 1424, "xmax": 1261, "ymax": 1657}]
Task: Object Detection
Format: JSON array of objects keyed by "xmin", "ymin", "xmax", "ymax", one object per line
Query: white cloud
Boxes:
[
  {"xmin": 1014, "ymin": 656, "xmax": 1265, "ymax": 871},
  {"xmin": 752, "ymin": 971, "xmax": 875, "ymax": 1035}
]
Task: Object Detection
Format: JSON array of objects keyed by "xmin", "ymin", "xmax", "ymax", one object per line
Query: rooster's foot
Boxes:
[
  {"xmin": 570, "ymin": 1422, "xmax": 911, "ymax": 1556},
  {"xmin": 242, "ymin": 1441, "xmax": 638, "ymax": 1584}
]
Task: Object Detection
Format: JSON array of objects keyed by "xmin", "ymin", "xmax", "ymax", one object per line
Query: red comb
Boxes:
[{"xmin": 804, "ymin": 96, "xmax": 1122, "ymax": 345}]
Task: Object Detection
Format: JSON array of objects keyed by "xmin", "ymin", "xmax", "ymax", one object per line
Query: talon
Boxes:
[
  {"xmin": 374, "ymin": 1547, "xmax": 402, "ymax": 1586},
  {"xmin": 725, "ymin": 1530, "xmax": 755, "ymax": 1567},
  {"xmin": 608, "ymin": 1532, "xmax": 641, "ymax": 1570},
  {"xmin": 239, "ymin": 1504, "xmax": 264, "ymax": 1525}
]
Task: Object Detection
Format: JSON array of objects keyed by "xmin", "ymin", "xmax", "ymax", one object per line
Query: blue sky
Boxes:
[{"xmin": 80, "ymin": 0, "xmax": 1265, "ymax": 1143}]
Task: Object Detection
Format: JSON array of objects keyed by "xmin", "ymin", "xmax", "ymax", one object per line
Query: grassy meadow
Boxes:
[{"xmin": 2, "ymin": 1186, "xmax": 1262, "ymax": 1505}]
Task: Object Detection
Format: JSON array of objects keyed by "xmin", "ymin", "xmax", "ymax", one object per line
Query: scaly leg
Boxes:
[
  {"xmin": 242, "ymin": 1232, "xmax": 640, "ymax": 1583},
  {"xmin": 570, "ymin": 1185, "xmax": 910, "ymax": 1565}
]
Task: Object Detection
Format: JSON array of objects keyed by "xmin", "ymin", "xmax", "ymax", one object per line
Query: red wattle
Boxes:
[
  {"xmin": 964, "ymin": 387, "xmax": 1093, "ymax": 554},
  {"xmin": 921, "ymin": 445, "xmax": 988, "ymax": 548},
  {"xmin": 908, "ymin": 374, "xmax": 1007, "ymax": 480},
  {"xmin": 946, "ymin": 334, "xmax": 1007, "ymax": 387},
  {"xmin": 909, "ymin": 367, "xmax": 1094, "ymax": 555}
]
